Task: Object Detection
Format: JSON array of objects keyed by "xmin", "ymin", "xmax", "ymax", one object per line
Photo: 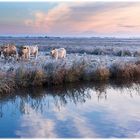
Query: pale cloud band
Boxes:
[
  {"xmin": 1, "ymin": 2, "xmax": 140, "ymax": 37},
  {"xmin": 24, "ymin": 2, "xmax": 140, "ymax": 36}
]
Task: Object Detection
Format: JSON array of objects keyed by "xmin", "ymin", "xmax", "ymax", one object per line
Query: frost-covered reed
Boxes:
[{"xmin": 0, "ymin": 53, "xmax": 140, "ymax": 94}]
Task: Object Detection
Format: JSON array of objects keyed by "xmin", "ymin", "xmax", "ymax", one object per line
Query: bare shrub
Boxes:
[
  {"xmin": 15, "ymin": 67, "xmax": 45, "ymax": 87},
  {"xmin": 29, "ymin": 69, "xmax": 45, "ymax": 86},
  {"xmin": 15, "ymin": 67, "xmax": 29, "ymax": 87},
  {"xmin": 110, "ymin": 63, "xmax": 140, "ymax": 80},
  {"xmin": 0, "ymin": 76, "xmax": 16, "ymax": 94},
  {"xmin": 52, "ymin": 68, "xmax": 67, "ymax": 85},
  {"xmin": 43, "ymin": 59, "xmax": 87, "ymax": 84},
  {"xmin": 65, "ymin": 60, "xmax": 87, "ymax": 83},
  {"xmin": 1, "ymin": 51, "xmax": 140, "ymax": 95},
  {"xmin": 133, "ymin": 61, "xmax": 140, "ymax": 78},
  {"xmin": 44, "ymin": 62, "xmax": 67, "ymax": 85},
  {"xmin": 92, "ymin": 67, "xmax": 110, "ymax": 81}
]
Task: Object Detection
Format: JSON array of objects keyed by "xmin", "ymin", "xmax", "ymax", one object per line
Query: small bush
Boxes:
[
  {"xmin": 1, "ymin": 54, "xmax": 140, "ymax": 95},
  {"xmin": 44, "ymin": 61, "xmax": 66, "ymax": 85},
  {"xmin": 0, "ymin": 77, "xmax": 16, "ymax": 94},
  {"xmin": 30, "ymin": 69, "xmax": 45, "ymax": 86},
  {"xmin": 15, "ymin": 67, "xmax": 45, "ymax": 87},
  {"xmin": 65, "ymin": 60, "xmax": 87, "ymax": 82},
  {"xmin": 110, "ymin": 63, "xmax": 140, "ymax": 80},
  {"xmin": 92, "ymin": 67, "xmax": 110, "ymax": 81}
]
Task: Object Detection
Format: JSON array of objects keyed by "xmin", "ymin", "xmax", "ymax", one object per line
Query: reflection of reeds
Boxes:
[
  {"xmin": 0, "ymin": 80, "xmax": 140, "ymax": 116},
  {"xmin": 1, "ymin": 60, "xmax": 140, "ymax": 94}
]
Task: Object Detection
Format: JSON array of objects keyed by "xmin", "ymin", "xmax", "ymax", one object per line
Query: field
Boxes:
[{"xmin": 0, "ymin": 36, "xmax": 140, "ymax": 94}]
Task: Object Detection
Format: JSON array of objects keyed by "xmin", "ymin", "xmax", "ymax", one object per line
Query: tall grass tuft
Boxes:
[
  {"xmin": 0, "ymin": 74, "xmax": 16, "ymax": 94},
  {"xmin": 43, "ymin": 59, "xmax": 87, "ymax": 84},
  {"xmin": 44, "ymin": 62, "xmax": 67, "ymax": 85},
  {"xmin": 65, "ymin": 60, "xmax": 87, "ymax": 82},
  {"xmin": 2, "ymin": 58, "xmax": 140, "ymax": 94},
  {"xmin": 15, "ymin": 67, "xmax": 45, "ymax": 87},
  {"xmin": 92, "ymin": 67, "xmax": 110, "ymax": 81},
  {"xmin": 110, "ymin": 62, "xmax": 140, "ymax": 80}
]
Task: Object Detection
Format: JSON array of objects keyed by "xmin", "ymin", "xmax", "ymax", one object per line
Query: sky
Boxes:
[{"xmin": 0, "ymin": 2, "xmax": 140, "ymax": 37}]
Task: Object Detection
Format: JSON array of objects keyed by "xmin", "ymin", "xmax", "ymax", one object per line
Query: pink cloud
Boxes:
[{"xmin": 24, "ymin": 2, "xmax": 140, "ymax": 36}]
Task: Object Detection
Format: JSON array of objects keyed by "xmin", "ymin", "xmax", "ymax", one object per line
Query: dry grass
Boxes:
[
  {"xmin": 110, "ymin": 62, "xmax": 140, "ymax": 80},
  {"xmin": 92, "ymin": 67, "xmax": 110, "ymax": 81},
  {"xmin": 43, "ymin": 59, "xmax": 87, "ymax": 85},
  {"xmin": 64, "ymin": 60, "xmax": 87, "ymax": 83},
  {"xmin": 1, "ymin": 59, "xmax": 140, "ymax": 94},
  {"xmin": 15, "ymin": 67, "xmax": 45, "ymax": 87},
  {"xmin": 43, "ymin": 61, "xmax": 67, "ymax": 85},
  {"xmin": 0, "ymin": 76, "xmax": 16, "ymax": 94}
]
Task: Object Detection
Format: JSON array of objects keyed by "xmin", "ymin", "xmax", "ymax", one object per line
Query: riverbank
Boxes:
[
  {"xmin": 0, "ymin": 74, "xmax": 140, "ymax": 138},
  {"xmin": 0, "ymin": 53, "xmax": 140, "ymax": 94}
]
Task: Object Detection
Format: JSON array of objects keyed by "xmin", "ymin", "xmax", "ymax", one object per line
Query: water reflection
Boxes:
[
  {"xmin": 0, "ymin": 81, "xmax": 140, "ymax": 115},
  {"xmin": 0, "ymin": 81, "xmax": 140, "ymax": 138}
]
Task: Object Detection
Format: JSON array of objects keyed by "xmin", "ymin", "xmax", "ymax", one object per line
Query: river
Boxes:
[{"xmin": 0, "ymin": 81, "xmax": 140, "ymax": 138}]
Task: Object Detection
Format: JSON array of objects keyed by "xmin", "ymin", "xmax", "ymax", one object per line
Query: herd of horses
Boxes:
[{"xmin": 0, "ymin": 44, "xmax": 66, "ymax": 61}]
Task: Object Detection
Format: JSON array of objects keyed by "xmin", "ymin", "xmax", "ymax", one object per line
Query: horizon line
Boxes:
[{"xmin": 0, "ymin": 35, "xmax": 140, "ymax": 39}]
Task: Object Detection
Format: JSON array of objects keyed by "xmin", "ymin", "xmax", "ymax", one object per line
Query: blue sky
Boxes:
[{"xmin": 0, "ymin": 2, "xmax": 57, "ymax": 25}]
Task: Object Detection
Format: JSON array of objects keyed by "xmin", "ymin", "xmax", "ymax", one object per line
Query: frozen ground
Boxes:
[
  {"xmin": 0, "ymin": 37, "xmax": 140, "ymax": 75},
  {"xmin": 1, "ymin": 37, "xmax": 140, "ymax": 56},
  {"xmin": 0, "ymin": 37, "xmax": 140, "ymax": 93},
  {"xmin": 0, "ymin": 52, "xmax": 139, "ymax": 74}
]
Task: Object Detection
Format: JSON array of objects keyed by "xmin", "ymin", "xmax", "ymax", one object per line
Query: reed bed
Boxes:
[{"xmin": 0, "ymin": 54, "xmax": 140, "ymax": 94}]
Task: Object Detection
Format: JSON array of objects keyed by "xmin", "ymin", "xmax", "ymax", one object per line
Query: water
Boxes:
[{"xmin": 0, "ymin": 82, "xmax": 140, "ymax": 138}]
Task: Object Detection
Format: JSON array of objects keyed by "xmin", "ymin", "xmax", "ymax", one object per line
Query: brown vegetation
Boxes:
[
  {"xmin": 110, "ymin": 62, "xmax": 140, "ymax": 80},
  {"xmin": 1, "ymin": 60, "xmax": 140, "ymax": 94},
  {"xmin": 92, "ymin": 67, "xmax": 110, "ymax": 81}
]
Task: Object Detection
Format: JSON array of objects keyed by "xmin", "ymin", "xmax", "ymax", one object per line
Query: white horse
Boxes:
[
  {"xmin": 28, "ymin": 45, "xmax": 38, "ymax": 59},
  {"xmin": 50, "ymin": 48, "xmax": 66, "ymax": 60},
  {"xmin": 18, "ymin": 45, "xmax": 38, "ymax": 60}
]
